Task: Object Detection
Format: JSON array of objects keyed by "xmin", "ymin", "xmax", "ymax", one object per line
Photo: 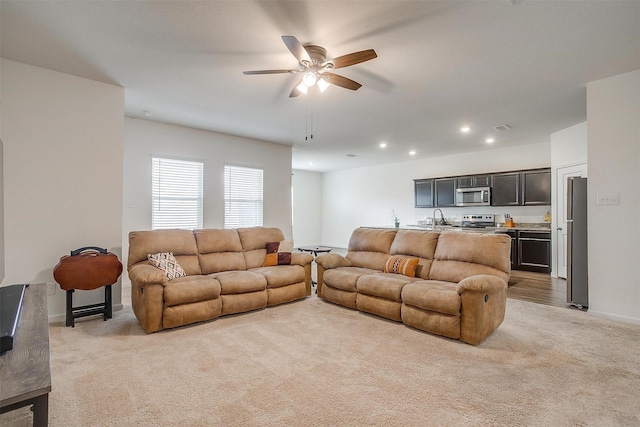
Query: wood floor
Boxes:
[{"xmin": 507, "ymin": 270, "xmax": 570, "ymax": 308}]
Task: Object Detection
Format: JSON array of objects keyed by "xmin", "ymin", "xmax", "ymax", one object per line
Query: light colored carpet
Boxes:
[{"xmin": 44, "ymin": 295, "xmax": 640, "ymax": 426}]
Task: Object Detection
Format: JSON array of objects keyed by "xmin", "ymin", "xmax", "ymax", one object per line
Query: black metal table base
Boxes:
[{"xmin": 65, "ymin": 285, "xmax": 112, "ymax": 327}]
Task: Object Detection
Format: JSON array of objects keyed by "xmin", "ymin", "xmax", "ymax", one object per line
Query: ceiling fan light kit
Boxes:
[{"xmin": 243, "ymin": 35, "xmax": 377, "ymax": 98}]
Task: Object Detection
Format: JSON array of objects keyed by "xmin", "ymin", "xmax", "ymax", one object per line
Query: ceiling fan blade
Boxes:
[
  {"xmin": 243, "ymin": 69, "xmax": 298, "ymax": 75},
  {"xmin": 289, "ymin": 77, "xmax": 303, "ymax": 97},
  {"xmin": 325, "ymin": 49, "xmax": 377, "ymax": 69},
  {"xmin": 282, "ymin": 35, "xmax": 312, "ymax": 64},
  {"xmin": 324, "ymin": 72, "xmax": 362, "ymax": 91}
]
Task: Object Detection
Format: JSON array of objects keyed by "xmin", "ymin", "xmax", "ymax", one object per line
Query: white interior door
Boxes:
[{"xmin": 556, "ymin": 163, "xmax": 587, "ymax": 278}]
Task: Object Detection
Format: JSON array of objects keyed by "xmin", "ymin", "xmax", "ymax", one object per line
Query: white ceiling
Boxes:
[{"xmin": 2, "ymin": 1, "xmax": 639, "ymax": 172}]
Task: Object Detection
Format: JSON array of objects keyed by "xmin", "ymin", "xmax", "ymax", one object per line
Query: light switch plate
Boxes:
[{"xmin": 596, "ymin": 193, "xmax": 619, "ymax": 205}]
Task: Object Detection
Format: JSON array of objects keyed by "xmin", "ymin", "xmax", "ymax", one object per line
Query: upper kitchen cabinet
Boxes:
[
  {"xmin": 521, "ymin": 169, "xmax": 551, "ymax": 205},
  {"xmin": 491, "ymin": 172, "xmax": 521, "ymax": 206},
  {"xmin": 457, "ymin": 174, "xmax": 491, "ymax": 188},
  {"xmin": 434, "ymin": 178, "xmax": 457, "ymax": 207},
  {"xmin": 491, "ymin": 168, "xmax": 551, "ymax": 206},
  {"xmin": 414, "ymin": 179, "xmax": 434, "ymax": 208}
]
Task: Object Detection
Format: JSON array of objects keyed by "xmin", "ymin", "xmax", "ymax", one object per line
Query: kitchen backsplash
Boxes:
[{"xmin": 414, "ymin": 206, "xmax": 552, "ymax": 227}]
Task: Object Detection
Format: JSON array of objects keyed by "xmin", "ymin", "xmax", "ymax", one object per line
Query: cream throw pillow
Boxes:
[{"xmin": 148, "ymin": 252, "xmax": 187, "ymax": 280}]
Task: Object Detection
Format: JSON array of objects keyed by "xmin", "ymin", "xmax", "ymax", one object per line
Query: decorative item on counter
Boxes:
[
  {"xmin": 391, "ymin": 210, "xmax": 400, "ymax": 228},
  {"xmin": 504, "ymin": 213, "xmax": 515, "ymax": 228},
  {"xmin": 544, "ymin": 210, "xmax": 551, "ymax": 222}
]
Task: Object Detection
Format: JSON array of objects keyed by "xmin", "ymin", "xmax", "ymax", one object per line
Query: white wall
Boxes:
[
  {"xmin": 0, "ymin": 59, "xmax": 124, "ymax": 321},
  {"xmin": 292, "ymin": 170, "xmax": 322, "ymax": 247},
  {"xmin": 122, "ymin": 118, "xmax": 292, "ymax": 282},
  {"xmin": 322, "ymin": 142, "xmax": 551, "ymax": 248},
  {"xmin": 550, "ymin": 122, "xmax": 588, "ymax": 276},
  {"xmin": 586, "ymin": 69, "xmax": 640, "ymax": 324}
]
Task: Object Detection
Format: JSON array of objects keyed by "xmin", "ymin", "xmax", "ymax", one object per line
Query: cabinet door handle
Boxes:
[{"xmin": 557, "ymin": 227, "xmax": 563, "ymax": 230}]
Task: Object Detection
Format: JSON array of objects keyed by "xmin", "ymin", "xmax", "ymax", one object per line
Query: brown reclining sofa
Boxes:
[
  {"xmin": 316, "ymin": 228, "xmax": 511, "ymax": 345},
  {"xmin": 127, "ymin": 227, "xmax": 313, "ymax": 333}
]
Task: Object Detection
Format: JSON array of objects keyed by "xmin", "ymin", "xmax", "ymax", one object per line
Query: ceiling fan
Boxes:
[{"xmin": 243, "ymin": 35, "xmax": 377, "ymax": 97}]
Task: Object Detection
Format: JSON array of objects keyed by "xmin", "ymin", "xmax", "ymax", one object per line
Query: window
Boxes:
[
  {"xmin": 224, "ymin": 165, "xmax": 263, "ymax": 228},
  {"xmin": 152, "ymin": 157, "xmax": 203, "ymax": 230}
]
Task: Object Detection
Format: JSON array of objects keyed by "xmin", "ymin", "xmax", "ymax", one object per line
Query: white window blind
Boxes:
[
  {"xmin": 224, "ymin": 165, "xmax": 263, "ymax": 228},
  {"xmin": 152, "ymin": 157, "xmax": 203, "ymax": 230}
]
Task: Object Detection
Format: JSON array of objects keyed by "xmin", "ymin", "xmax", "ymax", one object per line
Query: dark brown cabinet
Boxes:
[
  {"xmin": 521, "ymin": 169, "xmax": 551, "ymax": 205},
  {"xmin": 457, "ymin": 174, "xmax": 491, "ymax": 188},
  {"xmin": 434, "ymin": 178, "xmax": 456, "ymax": 207},
  {"xmin": 415, "ymin": 168, "xmax": 550, "ymax": 208},
  {"xmin": 517, "ymin": 231, "xmax": 551, "ymax": 273},
  {"xmin": 497, "ymin": 230, "xmax": 551, "ymax": 273},
  {"xmin": 491, "ymin": 172, "xmax": 521, "ymax": 206},
  {"xmin": 491, "ymin": 168, "xmax": 551, "ymax": 207},
  {"xmin": 502, "ymin": 230, "xmax": 517, "ymax": 270},
  {"xmin": 414, "ymin": 179, "xmax": 434, "ymax": 208}
]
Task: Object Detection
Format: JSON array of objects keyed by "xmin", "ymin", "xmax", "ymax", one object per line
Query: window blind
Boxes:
[
  {"xmin": 224, "ymin": 165, "xmax": 263, "ymax": 228},
  {"xmin": 152, "ymin": 157, "xmax": 203, "ymax": 230}
]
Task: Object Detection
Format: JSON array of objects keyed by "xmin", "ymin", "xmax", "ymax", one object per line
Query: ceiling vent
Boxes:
[
  {"xmin": 493, "ymin": 124, "xmax": 512, "ymax": 131},
  {"xmin": 345, "ymin": 154, "xmax": 357, "ymax": 157}
]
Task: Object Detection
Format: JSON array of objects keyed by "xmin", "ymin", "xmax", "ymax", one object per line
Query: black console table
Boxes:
[{"xmin": 0, "ymin": 284, "xmax": 51, "ymax": 426}]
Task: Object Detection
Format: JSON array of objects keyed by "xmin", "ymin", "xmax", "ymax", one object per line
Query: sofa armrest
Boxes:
[
  {"xmin": 456, "ymin": 274, "xmax": 507, "ymax": 295},
  {"xmin": 128, "ymin": 263, "xmax": 167, "ymax": 286},
  {"xmin": 291, "ymin": 252, "xmax": 313, "ymax": 266},
  {"xmin": 316, "ymin": 253, "xmax": 352, "ymax": 269},
  {"xmin": 456, "ymin": 274, "xmax": 508, "ymax": 345}
]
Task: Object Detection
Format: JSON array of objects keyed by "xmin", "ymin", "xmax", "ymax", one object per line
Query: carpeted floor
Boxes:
[{"xmin": 40, "ymin": 294, "xmax": 640, "ymax": 426}]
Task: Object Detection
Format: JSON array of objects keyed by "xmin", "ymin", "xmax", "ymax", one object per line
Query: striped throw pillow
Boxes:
[{"xmin": 384, "ymin": 255, "xmax": 419, "ymax": 277}]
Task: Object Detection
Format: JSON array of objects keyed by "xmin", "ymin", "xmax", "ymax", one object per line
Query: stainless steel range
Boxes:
[{"xmin": 461, "ymin": 214, "xmax": 495, "ymax": 228}]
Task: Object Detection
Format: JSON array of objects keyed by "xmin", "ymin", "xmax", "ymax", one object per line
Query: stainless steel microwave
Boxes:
[{"xmin": 455, "ymin": 187, "xmax": 491, "ymax": 206}]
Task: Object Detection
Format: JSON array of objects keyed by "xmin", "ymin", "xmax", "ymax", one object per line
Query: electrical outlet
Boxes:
[
  {"xmin": 596, "ymin": 193, "xmax": 619, "ymax": 205},
  {"xmin": 47, "ymin": 283, "xmax": 56, "ymax": 296}
]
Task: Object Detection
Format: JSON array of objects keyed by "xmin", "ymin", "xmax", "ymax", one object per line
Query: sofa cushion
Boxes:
[
  {"xmin": 194, "ymin": 229, "xmax": 247, "ymax": 274},
  {"xmin": 429, "ymin": 232, "xmax": 511, "ymax": 284},
  {"xmin": 262, "ymin": 240, "xmax": 293, "ymax": 266},
  {"xmin": 237, "ymin": 227, "xmax": 286, "ymax": 269},
  {"xmin": 357, "ymin": 273, "xmax": 420, "ymax": 301},
  {"xmin": 401, "ymin": 280, "xmax": 461, "ymax": 316},
  {"xmin": 345, "ymin": 228, "xmax": 397, "ymax": 270},
  {"xmin": 323, "ymin": 267, "xmax": 380, "ymax": 292},
  {"xmin": 389, "ymin": 229, "xmax": 439, "ymax": 279},
  {"xmin": 148, "ymin": 252, "xmax": 187, "ymax": 280},
  {"xmin": 210, "ymin": 270, "xmax": 267, "ymax": 294},
  {"xmin": 384, "ymin": 255, "xmax": 419, "ymax": 277},
  {"xmin": 250, "ymin": 265, "xmax": 305, "ymax": 288},
  {"xmin": 163, "ymin": 275, "xmax": 221, "ymax": 307},
  {"xmin": 128, "ymin": 229, "xmax": 202, "ymax": 275}
]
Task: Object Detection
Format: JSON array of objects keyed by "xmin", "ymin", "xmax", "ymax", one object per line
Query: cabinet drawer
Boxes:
[{"xmin": 518, "ymin": 231, "xmax": 550, "ymax": 240}]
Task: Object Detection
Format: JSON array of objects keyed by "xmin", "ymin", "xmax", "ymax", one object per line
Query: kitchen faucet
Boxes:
[{"xmin": 433, "ymin": 208, "xmax": 446, "ymax": 228}]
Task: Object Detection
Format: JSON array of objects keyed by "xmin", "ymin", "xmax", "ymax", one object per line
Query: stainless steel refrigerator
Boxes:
[{"xmin": 567, "ymin": 177, "xmax": 588, "ymax": 308}]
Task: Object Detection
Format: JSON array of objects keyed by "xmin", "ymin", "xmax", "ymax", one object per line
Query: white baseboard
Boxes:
[
  {"xmin": 588, "ymin": 309, "xmax": 640, "ymax": 326},
  {"xmin": 48, "ymin": 303, "xmax": 124, "ymax": 324}
]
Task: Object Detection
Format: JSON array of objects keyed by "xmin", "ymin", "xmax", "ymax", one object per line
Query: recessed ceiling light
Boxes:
[
  {"xmin": 485, "ymin": 138, "xmax": 495, "ymax": 144},
  {"xmin": 308, "ymin": 161, "xmax": 314, "ymax": 165},
  {"xmin": 409, "ymin": 150, "xmax": 416, "ymax": 155},
  {"xmin": 143, "ymin": 110, "xmax": 153, "ymax": 117},
  {"xmin": 460, "ymin": 126, "xmax": 470, "ymax": 133},
  {"xmin": 379, "ymin": 143, "xmax": 387, "ymax": 148}
]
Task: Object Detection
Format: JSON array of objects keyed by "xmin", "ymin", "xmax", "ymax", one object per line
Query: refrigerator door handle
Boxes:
[{"xmin": 566, "ymin": 220, "xmax": 573, "ymax": 303}]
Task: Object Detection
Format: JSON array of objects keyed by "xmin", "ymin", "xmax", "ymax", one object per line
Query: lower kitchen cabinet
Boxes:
[
  {"xmin": 517, "ymin": 231, "xmax": 551, "ymax": 273},
  {"xmin": 497, "ymin": 230, "xmax": 551, "ymax": 274}
]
